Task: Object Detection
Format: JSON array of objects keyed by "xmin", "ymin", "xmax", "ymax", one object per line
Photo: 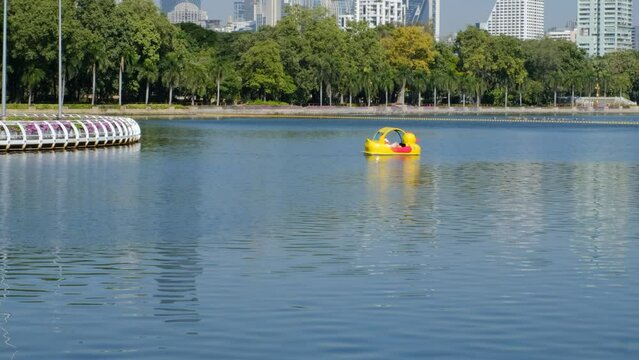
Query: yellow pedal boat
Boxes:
[{"xmin": 364, "ymin": 127, "xmax": 421, "ymax": 156}]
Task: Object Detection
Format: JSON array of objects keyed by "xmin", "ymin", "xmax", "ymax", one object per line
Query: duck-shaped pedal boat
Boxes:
[{"xmin": 364, "ymin": 127, "xmax": 421, "ymax": 156}]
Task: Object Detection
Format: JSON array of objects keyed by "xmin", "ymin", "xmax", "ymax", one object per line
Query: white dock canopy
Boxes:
[{"xmin": 0, "ymin": 115, "xmax": 141, "ymax": 151}]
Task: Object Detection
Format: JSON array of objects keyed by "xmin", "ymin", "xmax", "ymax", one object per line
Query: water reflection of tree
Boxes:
[
  {"xmin": 0, "ymin": 248, "xmax": 18, "ymax": 358},
  {"xmin": 488, "ymin": 163, "xmax": 545, "ymax": 267},
  {"xmin": 140, "ymin": 122, "xmax": 206, "ymax": 151},
  {"xmin": 0, "ymin": 147, "xmax": 160, "ymax": 346},
  {"xmin": 433, "ymin": 162, "xmax": 557, "ymax": 274},
  {"xmin": 571, "ymin": 163, "xmax": 633, "ymax": 276},
  {"xmin": 146, "ymin": 149, "xmax": 204, "ymax": 324}
]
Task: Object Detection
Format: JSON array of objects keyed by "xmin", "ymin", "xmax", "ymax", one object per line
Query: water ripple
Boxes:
[{"xmin": 1, "ymin": 120, "xmax": 639, "ymax": 359}]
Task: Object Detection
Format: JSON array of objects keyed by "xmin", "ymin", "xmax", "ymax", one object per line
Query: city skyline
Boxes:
[{"xmin": 192, "ymin": 0, "xmax": 639, "ymax": 36}]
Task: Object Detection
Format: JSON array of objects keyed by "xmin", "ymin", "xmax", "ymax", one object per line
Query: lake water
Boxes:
[{"xmin": 1, "ymin": 117, "xmax": 639, "ymax": 359}]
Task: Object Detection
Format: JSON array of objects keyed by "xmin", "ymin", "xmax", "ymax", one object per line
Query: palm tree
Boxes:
[
  {"xmin": 161, "ymin": 52, "xmax": 183, "ymax": 106},
  {"xmin": 207, "ymin": 55, "xmax": 231, "ymax": 107},
  {"xmin": 21, "ymin": 66, "xmax": 45, "ymax": 107},
  {"xmin": 347, "ymin": 74, "xmax": 361, "ymax": 107},
  {"xmin": 137, "ymin": 58, "xmax": 159, "ymax": 105},
  {"xmin": 547, "ymin": 71, "xmax": 565, "ymax": 107},
  {"xmin": 411, "ymin": 70, "xmax": 428, "ymax": 107},
  {"xmin": 88, "ymin": 45, "xmax": 110, "ymax": 105},
  {"xmin": 429, "ymin": 71, "xmax": 449, "ymax": 108},
  {"xmin": 361, "ymin": 66, "xmax": 377, "ymax": 107},
  {"xmin": 313, "ymin": 59, "xmax": 331, "ymax": 106},
  {"xmin": 442, "ymin": 73, "xmax": 459, "ymax": 108},
  {"xmin": 183, "ymin": 54, "xmax": 208, "ymax": 106},
  {"xmin": 118, "ymin": 49, "xmax": 139, "ymax": 106},
  {"xmin": 378, "ymin": 67, "xmax": 396, "ymax": 107}
]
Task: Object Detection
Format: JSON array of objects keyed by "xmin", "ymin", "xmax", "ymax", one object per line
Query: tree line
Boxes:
[{"xmin": 5, "ymin": 0, "xmax": 639, "ymax": 107}]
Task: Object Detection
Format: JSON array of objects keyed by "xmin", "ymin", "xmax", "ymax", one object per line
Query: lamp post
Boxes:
[
  {"xmin": 58, "ymin": 0, "xmax": 62, "ymax": 119},
  {"xmin": 2, "ymin": 0, "xmax": 7, "ymax": 119}
]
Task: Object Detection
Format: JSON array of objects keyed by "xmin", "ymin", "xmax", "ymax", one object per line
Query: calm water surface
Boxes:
[{"xmin": 1, "ymin": 117, "xmax": 639, "ymax": 359}]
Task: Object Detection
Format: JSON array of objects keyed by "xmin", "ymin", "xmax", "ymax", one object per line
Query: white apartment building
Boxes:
[
  {"xmin": 481, "ymin": 0, "xmax": 544, "ymax": 40},
  {"xmin": 546, "ymin": 28, "xmax": 577, "ymax": 42},
  {"xmin": 576, "ymin": 0, "xmax": 633, "ymax": 57},
  {"xmin": 167, "ymin": 2, "xmax": 209, "ymax": 27},
  {"xmin": 355, "ymin": 0, "xmax": 405, "ymax": 28}
]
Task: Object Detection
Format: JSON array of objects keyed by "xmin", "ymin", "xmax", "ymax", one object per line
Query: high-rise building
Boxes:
[
  {"xmin": 282, "ymin": 0, "xmax": 314, "ymax": 8},
  {"xmin": 355, "ymin": 0, "xmax": 405, "ymax": 28},
  {"xmin": 161, "ymin": 0, "xmax": 201, "ymax": 13},
  {"xmin": 481, "ymin": 0, "xmax": 544, "ymax": 40},
  {"xmin": 252, "ymin": 0, "xmax": 336, "ymax": 27},
  {"xmin": 633, "ymin": 26, "xmax": 639, "ymax": 51},
  {"xmin": 336, "ymin": 0, "xmax": 355, "ymax": 28},
  {"xmin": 233, "ymin": 1, "xmax": 245, "ymax": 22},
  {"xmin": 406, "ymin": 0, "xmax": 440, "ymax": 41},
  {"xmin": 576, "ymin": 0, "xmax": 633, "ymax": 57},
  {"xmin": 243, "ymin": 0, "xmax": 256, "ymax": 21},
  {"xmin": 261, "ymin": 0, "xmax": 282, "ymax": 26}
]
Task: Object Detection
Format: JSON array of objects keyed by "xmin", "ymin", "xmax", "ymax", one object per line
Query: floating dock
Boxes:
[{"xmin": 0, "ymin": 114, "xmax": 141, "ymax": 151}]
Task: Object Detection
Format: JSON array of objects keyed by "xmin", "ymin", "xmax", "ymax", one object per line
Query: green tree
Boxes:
[
  {"xmin": 161, "ymin": 51, "xmax": 185, "ymax": 105},
  {"xmin": 341, "ymin": 21, "xmax": 386, "ymax": 106},
  {"xmin": 76, "ymin": 0, "xmax": 118, "ymax": 105},
  {"xmin": 270, "ymin": 5, "xmax": 315, "ymax": 105},
  {"xmin": 601, "ymin": 51, "xmax": 639, "ymax": 98},
  {"xmin": 207, "ymin": 52, "xmax": 234, "ymax": 107},
  {"xmin": 9, "ymin": 0, "xmax": 88, "ymax": 103},
  {"xmin": 239, "ymin": 40, "xmax": 295, "ymax": 101},
  {"xmin": 378, "ymin": 62, "xmax": 396, "ymax": 107},
  {"xmin": 138, "ymin": 58, "xmax": 159, "ymax": 105},
  {"xmin": 9, "ymin": 0, "xmax": 59, "ymax": 102},
  {"xmin": 306, "ymin": 10, "xmax": 346, "ymax": 106},
  {"xmin": 159, "ymin": 26, "xmax": 189, "ymax": 105},
  {"xmin": 183, "ymin": 51, "xmax": 209, "ymax": 105},
  {"xmin": 20, "ymin": 66, "xmax": 45, "ymax": 106},
  {"xmin": 489, "ymin": 36, "xmax": 527, "ymax": 107},
  {"xmin": 455, "ymin": 27, "xmax": 491, "ymax": 106},
  {"xmin": 115, "ymin": 0, "xmax": 174, "ymax": 104},
  {"xmin": 177, "ymin": 22, "xmax": 219, "ymax": 49},
  {"xmin": 432, "ymin": 43, "xmax": 461, "ymax": 107},
  {"xmin": 382, "ymin": 26, "xmax": 437, "ymax": 105},
  {"xmin": 523, "ymin": 38, "xmax": 586, "ymax": 106}
]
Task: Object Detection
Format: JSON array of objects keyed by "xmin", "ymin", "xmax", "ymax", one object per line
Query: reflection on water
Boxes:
[
  {"xmin": 572, "ymin": 163, "xmax": 634, "ymax": 277},
  {"xmin": 0, "ymin": 248, "xmax": 17, "ymax": 360},
  {"xmin": 365, "ymin": 156, "xmax": 439, "ymax": 240},
  {"xmin": 366, "ymin": 156, "xmax": 422, "ymax": 203},
  {"xmin": 1, "ymin": 120, "xmax": 639, "ymax": 359}
]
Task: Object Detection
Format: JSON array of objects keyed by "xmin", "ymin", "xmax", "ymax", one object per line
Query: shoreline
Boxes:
[{"xmin": 6, "ymin": 105, "xmax": 639, "ymax": 118}]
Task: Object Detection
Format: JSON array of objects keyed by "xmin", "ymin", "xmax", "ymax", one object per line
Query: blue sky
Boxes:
[{"xmin": 192, "ymin": 0, "xmax": 638, "ymax": 36}]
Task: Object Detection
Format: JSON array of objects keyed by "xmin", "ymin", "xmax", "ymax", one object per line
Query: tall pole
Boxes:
[
  {"xmin": 2, "ymin": 0, "xmax": 7, "ymax": 119},
  {"xmin": 58, "ymin": 0, "xmax": 62, "ymax": 119}
]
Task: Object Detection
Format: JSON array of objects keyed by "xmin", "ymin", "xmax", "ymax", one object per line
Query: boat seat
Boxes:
[{"xmin": 392, "ymin": 146, "xmax": 412, "ymax": 153}]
